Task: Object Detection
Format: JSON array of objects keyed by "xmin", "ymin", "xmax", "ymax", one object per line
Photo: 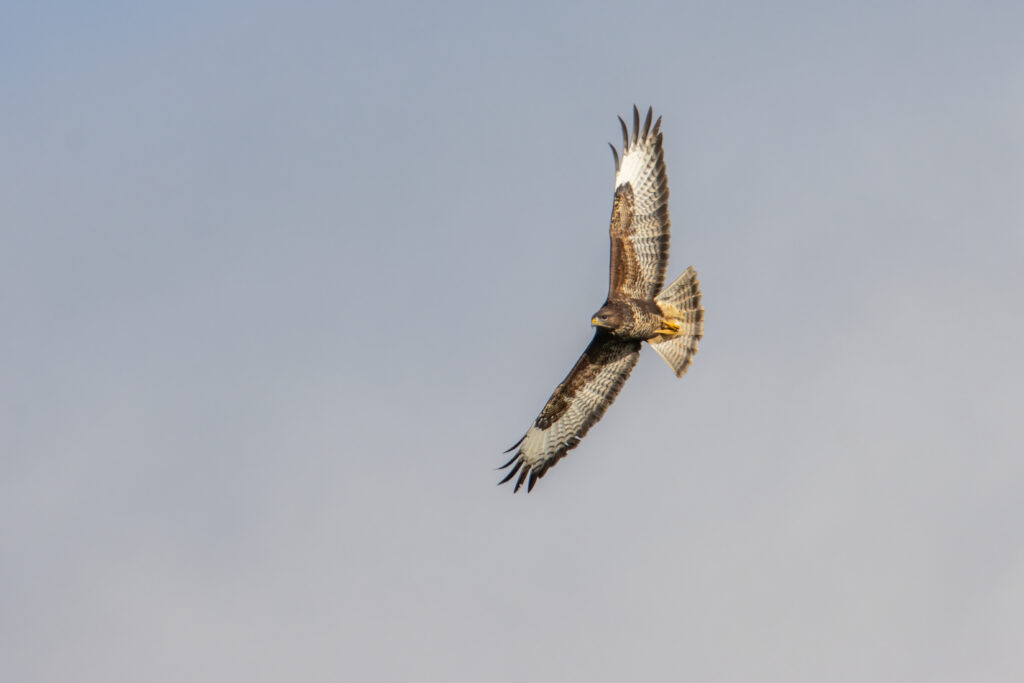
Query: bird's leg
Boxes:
[{"xmin": 654, "ymin": 318, "xmax": 681, "ymax": 336}]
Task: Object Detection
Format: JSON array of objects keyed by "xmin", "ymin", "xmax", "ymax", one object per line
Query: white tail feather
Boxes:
[{"xmin": 648, "ymin": 266, "xmax": 704, "ymax": 377}]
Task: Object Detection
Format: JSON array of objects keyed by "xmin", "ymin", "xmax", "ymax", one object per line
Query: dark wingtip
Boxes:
[
  {"xmin": 631, "ymin": 105, "xmax": 640, "ymax": 145},
  {"xmin": 608, "ymin": 142, "xmax": 620, "ymax": 171},
  {"xmin": 497, "ymin": 452, "xmax": 519, "ymax": 470},
  {"xmin": 503, "ymin": 435, "xmax": 526, "ymax": 454},
  {"xmin": 527, "ymin": 471, "xmax": 538, "ymax": 492},
  {"xmin": 618, "ymin": 116, "xmax": 628, "ymax": 151},
  {"xmin": 498, "ymin": 460, "xmax": 523, "ymax": 485},
  {"xmin": 513, "ymin": 468, "xmax": 529, "ymax": 493},
  {"xmin": 652, "ymin": 115, "xmax": 662, "ymax": 138},
  {"xmin": 641, "ymin": 107, "xmax": 653, "ymax": 141}
]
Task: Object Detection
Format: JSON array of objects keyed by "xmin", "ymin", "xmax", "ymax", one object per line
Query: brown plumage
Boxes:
[{"xmin": 500, "ymin": 106, "xmax": 704, "ymax": 493}]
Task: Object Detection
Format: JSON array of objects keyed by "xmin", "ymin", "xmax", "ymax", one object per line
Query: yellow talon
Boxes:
[{"xmin": 655, "ymin": 319, "xmax": 681, "ymax": 335}]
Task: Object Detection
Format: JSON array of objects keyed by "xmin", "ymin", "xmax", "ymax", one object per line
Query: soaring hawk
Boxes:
[{"xmin": 500, "ymin": 106, "xmax": 704, "ymax": 493}]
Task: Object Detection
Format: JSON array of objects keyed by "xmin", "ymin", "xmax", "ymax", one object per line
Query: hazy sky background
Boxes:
[{"xmin": 3, "ymin": 1, "xmax": 1023, "ymax": 681}]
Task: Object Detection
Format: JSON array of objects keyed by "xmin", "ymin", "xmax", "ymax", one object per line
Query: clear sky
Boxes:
[{"xmin": 3, "ymin": 1, "xmax": 1023, "ymax": 681}]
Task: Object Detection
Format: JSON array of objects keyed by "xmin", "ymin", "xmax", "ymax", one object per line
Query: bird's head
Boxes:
[{"xmin": 591, "ymin": 304, "xmax": 624, "ymax": 330}]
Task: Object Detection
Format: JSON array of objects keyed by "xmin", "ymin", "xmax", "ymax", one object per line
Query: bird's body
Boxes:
[
  {"xmin": 500, "ymin": 106, "xmax": 704, "ymax": 493},
  {"xmin": 592, "ymin": 298, "xmax": 662, "ymax": 339}
]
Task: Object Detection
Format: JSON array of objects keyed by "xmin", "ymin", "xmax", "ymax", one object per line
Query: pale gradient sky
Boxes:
[{"xmin": 3, "ymin": 2, "xmax": 1024, "ymax": 681}]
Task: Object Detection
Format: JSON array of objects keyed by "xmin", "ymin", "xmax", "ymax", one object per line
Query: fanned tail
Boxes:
[{"xmin": 648, "ymin": 266, "xmax": 704, "ymax": 378}]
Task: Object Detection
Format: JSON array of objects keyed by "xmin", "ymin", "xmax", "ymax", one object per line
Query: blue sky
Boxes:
[{"xmin": 3, "ymin": 2, "xmax": 1023, "ymax": 681}]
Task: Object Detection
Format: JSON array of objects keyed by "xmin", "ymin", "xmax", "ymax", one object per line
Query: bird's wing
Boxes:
[
  {"xmin": 607, "ymin": 106, "xmax": 671, "ymax": 301},
  {"xmin": 499, "ymin": 334, "xmax": 641, "ymax": 492}
]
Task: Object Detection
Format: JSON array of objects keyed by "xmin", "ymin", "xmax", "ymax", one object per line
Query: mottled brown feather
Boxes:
[
  {"xmin": 606, "ymin": 107, "xmax": 671, "ymax": 301},
  {"xmin": 501, "ymin": 334, "xmax": 640, "ymax": 492},
  {"xmin": 607, "ymin": 185, "xmax": 641, "ymax": 301}
]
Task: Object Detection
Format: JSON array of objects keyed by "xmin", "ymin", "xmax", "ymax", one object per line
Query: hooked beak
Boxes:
[{"xmin": 592, "ymin": 316, "xmax": 609, "ymax": 328}]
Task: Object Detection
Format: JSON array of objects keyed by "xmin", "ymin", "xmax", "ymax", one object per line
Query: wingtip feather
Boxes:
[
  {"xmin": 498, "ymin": 460, "xmax": 523, "ymax": 485},
  {"xmin": 503, "ymin": 435, "xmax": 525, "ymax": 454},
  {"xmin": 497, "ymin": 452, "xmax": 519, "ymax": 470}
]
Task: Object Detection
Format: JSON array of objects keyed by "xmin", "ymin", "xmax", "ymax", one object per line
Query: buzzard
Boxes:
[{"xmin": 500, "ymin": 106, "xmax": 704, "ymax": 493}]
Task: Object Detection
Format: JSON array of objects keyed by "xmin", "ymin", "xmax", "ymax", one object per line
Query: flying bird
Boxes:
[{"xmin": 499, "ymin": 106, "xmax": 704, "ymax": 493}]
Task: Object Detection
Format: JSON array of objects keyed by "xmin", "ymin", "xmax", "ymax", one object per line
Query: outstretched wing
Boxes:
[
  {"xmin": 607, "ymin": 106, "xmax": 671, "ymax": 301},
  {"xmin": 499, "ymin": 334, "xmax": 641, "ymax": 493}
]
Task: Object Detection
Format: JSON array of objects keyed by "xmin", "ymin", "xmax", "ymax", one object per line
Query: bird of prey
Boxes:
[{"xmin": 499, "ymin": 106, "xmax": 704, "ymax": 493}]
